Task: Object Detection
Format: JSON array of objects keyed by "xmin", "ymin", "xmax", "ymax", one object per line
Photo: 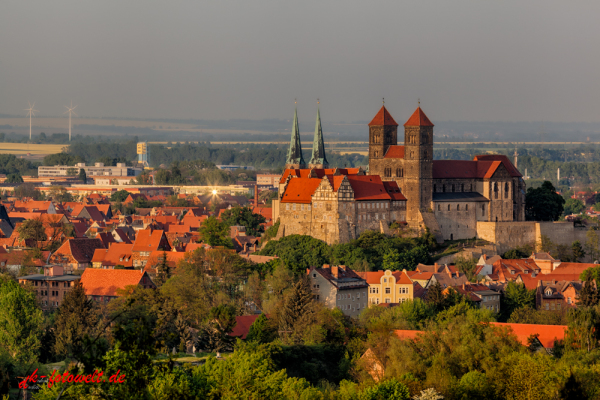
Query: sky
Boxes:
[{"xmin": 1, "ymin": 1, "xmax": 599, "ymax": 124}]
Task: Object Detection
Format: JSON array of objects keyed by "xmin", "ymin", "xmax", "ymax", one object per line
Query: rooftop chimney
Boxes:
[{"xmin": 331, "ymin": 265, "xmax": 339, "ymax": 278}]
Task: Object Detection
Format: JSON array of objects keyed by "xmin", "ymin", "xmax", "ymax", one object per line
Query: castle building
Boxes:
[{"xmin": 273, "ymin": 103, "xmax": 526, "ymax": 244}]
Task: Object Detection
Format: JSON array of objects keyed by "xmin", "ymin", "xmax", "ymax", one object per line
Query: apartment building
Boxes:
[
  {"xmin": 39, "ymin": 162, "xmax": 142, "ymax": 177},
  {"xmin": 18, "ymin": 265, "xmax": 80, "ymax": 310},
  {"xmin": 307, "ymin": 265, "xmax": 369, "ymax": 317}
]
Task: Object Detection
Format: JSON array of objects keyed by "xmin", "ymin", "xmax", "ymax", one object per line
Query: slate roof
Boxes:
[{"xmin": 53, "ymin": 238, "xmax": 106, "ymax": 263}]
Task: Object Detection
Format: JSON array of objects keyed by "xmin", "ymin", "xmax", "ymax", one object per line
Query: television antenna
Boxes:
[
  {"xmin": 64, "ymin": 101, "xmax": 78, "ymax": 141},
  {"xmin": 25, "ymin": 102, "xmax": 38, "ymax": 140}
]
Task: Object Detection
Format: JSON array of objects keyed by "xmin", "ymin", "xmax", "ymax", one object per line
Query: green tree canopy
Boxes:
[
  {"xmin": 258, "ymin": 234, "xmax": 330, "ymax": 275},
  {"xmin": 5, "ymin": 173, "xmax": 23, "ymax": 184},
  {"xmin": 198, "ymin": 216, "xmax": 233, "ymax": 248},
  {"xmin": 221, "ymin": 206, "xmax": 266, "ymax": 236},
  {"xmin": 525, "ymin": 181, "xmax": 565, "ymax": 221},
  {"xmin": 16, "ymin": 217, "xmax": 47, "ymax": 247},
  {"xmin": 110, "ymin": 189, "xmax": 130, "ymax": 202},
  {"xmin": 564, "ymin": 198, "xmax": 585, "ymax": 215}
]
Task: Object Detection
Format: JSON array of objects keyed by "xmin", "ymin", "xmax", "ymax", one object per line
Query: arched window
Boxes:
[
  {"xmin": 443, "ymin": 185, "xmax": 446, "ymax": 193},
  {"xmin": 375, "ymin": 151, "xmax": 379, "ymax": 157},
  {"xmin": 505, "ymin": 182, "xmax": 509, "ymax": 198},
  {"xmin": 461, "ymin": 184, "xmax": 464, "ymax": 192},
  {"xmin": 494, "ymin": 183, "xmax": 499, "ymax": 199},
  {"xmin": 457, "ymin": 204, "xmax": 460, "ymax": 211},
  {"xmin": 396, "ymin": 168, "xmax": 403, "ymax": 177},
  {"xmin": 437, "ymin": 204, "xmax": 441, "ymax": 211},
  {"xmin": 452, "ymin": 184, "xmax": 455, "ymax": 192},
  {"xmin": 384, "ymin": 168, "xmax": 391, "ymax": 177},
  {"xmin": 466, "ymin": 204, "xmax": 469, "ymax": 211},
  {"xmin": 447, "ymin": 204, "xmax": 451, "ymax": 211}
]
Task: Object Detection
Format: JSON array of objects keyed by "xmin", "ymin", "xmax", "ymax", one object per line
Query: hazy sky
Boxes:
[{"xmin": 1, "ymin": 1, "xmax": 599, "ymax": 123}]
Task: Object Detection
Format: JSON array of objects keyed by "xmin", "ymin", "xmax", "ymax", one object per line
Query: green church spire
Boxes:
[
  {"xmin": 285, "ymin": 102, "xmax": 305, "ymax": 169},
  {"xmin": 308, "ymin": 100, "xmax": 328, "ymax": 169}
]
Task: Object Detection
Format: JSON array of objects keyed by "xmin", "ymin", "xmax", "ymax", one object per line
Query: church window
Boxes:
[
  {"xmin": 447, "ymin": 205, "xmax": 451, "ymax": 211},
  {"xmin": 410, "ymin": 151, "xmax": 414, "ymax": 158},
  {"xmin": 396, "ymin": 168, "xmax": 404, "ymax": 177},
  {"xmin": 466, "ymin": 204, "xmax": 469, "ymax": 211},
  {"xmin": 505, "ymin": 182, "xmax": 509, "ymax": 198},
  {"xmin": 457, "ymin": 205, "xmax": 460, "ymax": 211},
  {"xmin": 442, "ymin": 185, "xmax": 446, "ymax": 192},
  {"xmin": 452, "ymin": 184, "xmax": 455, "ymax": 192},
  {"xmin": 461, "ymin": 184, "xmax": 464, "ymax": 192},
  {"xmin": 375, "ymin": 151, "xmax": 379, "ymax": 157},
  {"xmin": 438, "ymin": 204, "xmax": 440, "ymax": 211},
  {"xmin": 384, "ymin": 168, "xmax": 391, "ymax": 177},
  {"xmin": 494, "ymin": 183, "xmax": 499, "ymax": 199}
]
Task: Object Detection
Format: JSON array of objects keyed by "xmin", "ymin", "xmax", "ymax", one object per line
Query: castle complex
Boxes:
[{"xmin": 273, "ymin": 103, "xmax": 528, "ymax": 245}]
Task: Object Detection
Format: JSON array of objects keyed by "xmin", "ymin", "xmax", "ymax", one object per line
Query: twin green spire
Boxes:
[{"xmin": 285, "ymin": 101, "xmax": 328, "ymax": 169}]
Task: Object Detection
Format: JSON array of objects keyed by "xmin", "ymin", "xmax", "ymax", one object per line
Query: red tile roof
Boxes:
[
  {"xmin": 394, "ymin": 270, "xmax": 413, "ymax": 284},
  {"xmin": 404, "ymin": 107, "xmax": 434, "ymax": 127},
  {"xmin": 252, "ymin": 206, "xmax": 272, "ymax": 220},
  {"xmin": 281, "ymin": 178, "xmax": 322, "ymax": 204},
  {"xmin": 368, "ymin": 106, "xmax": 398, "ymax": 127},
  {"xmin": 229, "ymin": 314, "xmax": 262, "ymax": 339},
  {"xmin": 355, "ymin": 271, "xmax": 385, "ymax": 284},
  {"xmin": 393, "ymin": 330, "xmax": 424, "ymax": 340},
  {"xmin": 346, "ymin": 175, "xmax": 393, "ymax": 200},
  {"xmin": 382, "ymin": 181, "xmax": 407, "ymax": 200},
  {"xmin": 490, "ymin": 322, "xmax": 567, "ymax": 349},
  {"xmin": 52, "ymin": 238, "xmax": 106, "ymax": 263},
  {"xmin": 95, "ymin": 232, "xmax": 116, "ymax": 248},
  {"xmin": 473, "ymin": 155, "xmax": 522, "ymax": 178},
  {"xmin": 432, "ymin": 157, "xmax": 521, "ymax": 180},
  {"xmin": 279, "ymin": 168, "xmax": 361, "ymax": 184},
  {"xmin": 92, "ymin": 243, "xmax": 135, "ymax": 267},
  {"xmin": 132, "ymin": 230, "xmax": 168, "ymax": 252},
  {"xmin": 80, "ymin": 269, "xmax": 151, "ymax": 297},
  {"xmin": 384, "ymin": 145, "xmax": 405, "ymax": 159}
]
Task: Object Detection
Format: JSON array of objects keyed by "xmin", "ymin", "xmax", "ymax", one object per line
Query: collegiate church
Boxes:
[{"xmin": 273, "ymin": 104, "xmax": 526, "ymax": 245}]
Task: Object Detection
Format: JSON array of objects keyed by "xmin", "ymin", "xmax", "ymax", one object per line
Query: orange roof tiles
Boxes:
[
  {"xmin": 132, "ymin": 230, "xmax": 168, "ymax": 252},
  {"xmin": 394, "ymin": 271, "xmax": 413, "ymax": 284},
  {"xmin": 393, "ymin": 330, "xmax": 424, "ymax": 340},
  {"xmin": 474, "ymin": 155, "xmax": 522, "ymax": 178},
  {"xmin": 384, "ymin": 145, "xmax": 405, "ymax": 159},
  {"xmin": 404, "ymin": 107, "xmax": 434, "ymax": 127},
  {"xmin": 346, "ymin": 175, "xmax": 392, "ymax": 200},
  {"xmin": 80, "ymin": 269, "xmax": 150, "ymax": 297},
  {"xmin": 382, "ymin": 181, "xmax": 407, "ymax": 200},
  {"xmin": 490, "ymin": 322, "xmax": 567, "ymax": 349},
  {"xmin": 229, "ymin": 315, "xmax": 262, "ymax": 339},
  {"xmin": 368, "ymin": 106, "xmax": 398, "ymax": 127},
  {"xmin": 281, "ymin": 178, "xmax": 322, "ymax": 203},
  {"xmin": 355, "ymin": 271, "xmax": 385, "ymax": 284}
]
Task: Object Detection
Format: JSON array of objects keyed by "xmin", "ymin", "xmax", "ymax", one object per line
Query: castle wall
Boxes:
[{"xmin": 434, "ymin": 202, "xmax": 478, "ymax": 240}]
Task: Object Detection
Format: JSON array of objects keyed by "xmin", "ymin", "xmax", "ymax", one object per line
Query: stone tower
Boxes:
[
  {"xmin": 368, "ymin": 105, "xmax": 398, "ymax": 162},
  {"xmin": 403, "ymin": 106, "xmax": 434, "ymax": 226},
  {"xmin": 308, "ymin": 105, "xmax": 328, "ymax": 169},
  {"xmin": 285, "ymin": 105, "xmax": 306, "ymax": 169}
]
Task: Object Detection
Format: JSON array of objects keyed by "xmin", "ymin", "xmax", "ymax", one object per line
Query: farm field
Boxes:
[{"xmin": 0, "ymin": 143, "xmax": 66, "ymax": 155}]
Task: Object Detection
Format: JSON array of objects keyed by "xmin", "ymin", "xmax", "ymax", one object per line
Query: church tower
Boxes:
[
  {"xmin": 368, "ymin": 104, "xmax": 398, "ymax": 164},
  {"xmin": 308, "ymin": 103, "xmax": 328, "ymax": 169},
  {"xmin": 403, "ymin": 105, "xmax": 434, "ymax": 226},
  {"xmin": 285, "ymin": 104, "xmax": 306, "ymax": 169}
]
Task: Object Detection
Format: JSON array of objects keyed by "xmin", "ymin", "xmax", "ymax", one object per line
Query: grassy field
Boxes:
[{"xmin": 0, "ymin": 143, "xmax": 66, "ymax": 155}]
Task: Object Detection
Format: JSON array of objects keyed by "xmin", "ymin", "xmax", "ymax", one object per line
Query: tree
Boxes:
[
  {"xmin": 525, "ymin": 181, "xmax": 565, "ymax": 221},
  {"xmin": 14, "ymin": 183, "xmax": 43, "ymax": 200},
  {"xmin": 558, "ymin": 372, "xmax": 588, "ymax": 400},
  {"xmin": 279, "ymin": 278, "xmax": 314, "ymax": 344},
  {"xmin": 155, "ymin": 251, "xmax": 171, "ymax": 286},
  {"xmin": 198, "ymin": 216, "xmax": 233, "ymax": 248},
  {"xmin": 48, "ymin": 186, "xmax": 73, "ymax": 202},
  {"xmin": 585, "ymin": 229, "xmax": 600, "ymax": 263},
  {"xmin": 5, "ymin": 173, "xmax": 23, "ymax": 183},
  {"xmin": 426, "ymin": 281, "xmax": 446, "ymax": 312},
  {"xmin": 258, "ymin": 235, "xmax": 331, "ymax": 275},
  {"xmin": 383, "ymin": 249, "xmax": 401, "ymax": 270},
  {"xmin": 16, "ymin": 217, "xmax": 47, "ymax": 247},
  {"xmin": 221, "ymin": 206, "xmax": 266, "ymax": 237},
  {"xmin": 455, "ymin": 256, "xmax": 477, "ymax": 280},
  {"xmin": 204, "ymin": 304, "xmax": 237, "ymax": 352},
  {"xmin": 110, "ymin": 189, "xmax": 130, "ymax": 202},
  {"xmin": 246, "ymin": 314, "xmax": 276, "ymax": 344},
  {"xmin": 0, "ymin": 278, "xmax": 43, "ymax": 366},
  {"xmin": 53, "ymin": 282, "xmax": 100, "ymax": 363},
  {"xmin": 66, "ymin": 167, "xmax": 78, "ymax": 176},
  {"xmin": 563, "ymin": 198, "xmax": 585, "ymax": 216},
  {"xmin": 572, "ymin": 241, "xmax": 586, "ymax": 262},
  {"xmin": 412, "ymin": 388, "xmax": 444, "ymax": 400},
  {"xmin": 78, "ymin": 168, "xmax": 87, "ymax": 183},
  {"xmin": 358, "ymin": 378, "xmax": 410, "ymax": 400},
  {"xmin": 500, "ymin": 282, "xmax": 535, "ymax": 321},
  {"xmin": 578, "ymin": 277, "xmax": 599, "ymax": 307},
  {"xmin": 565, "ymin": 306, "xmax": 600, "ymax": 352}
]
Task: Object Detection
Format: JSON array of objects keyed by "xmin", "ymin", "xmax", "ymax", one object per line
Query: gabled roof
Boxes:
[
  {"xmin": 404, "ymin": 107, "xmax": 434, "ymax": 127},
  {"xmin": 384, "ymin": 145, "xmax": 405, "ymax": 159},
  {"xmin": 473, "ymin": 155, "xmax": 522, "ymax": 178},
  {"xmin": 490, "ymin": 322, "xmax": 567, "ymax": 349},
  {"xmin": 80, "ymin": 269, "xmax": 150, "ymax": 297},
  {"xmin": 368, "ymin": 105, "xmax": 398, "ymax": 127},
  {"xmin": 280, "ymin": 178, "xmax": 322, "ymax": 204},
  {"xmin": 432, "ymin": 157, "xmax": 520, "ymax": 180},
  {"xmin": 132, "ymin": 229, "xmax": 169, "ymax": 252},
  {"xmin": 279, "ymin": 168, "xmax": 361, "ymax": 184},
  {"xmin": 346, "ymin": 175, "xmax": 393, "ymax": 201},
  {"xmin": 52, "ymin": 238, "xmax": 106, "ymax": 263},
  {"xmin": 95, "ymin": 232, "xmax": 117, "ymax": 248},
  {"xmin": 382, "ymin": 181, "xmax": 407, "ymax": 200},
  {"xmin": 229, "ymin": 315, "xmax": 262, "ymax": 339}
]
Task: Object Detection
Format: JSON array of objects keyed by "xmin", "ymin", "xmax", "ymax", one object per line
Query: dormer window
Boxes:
[{"xmin": 545, "ymin": 289, "xmax": 552, "ymax": 296}]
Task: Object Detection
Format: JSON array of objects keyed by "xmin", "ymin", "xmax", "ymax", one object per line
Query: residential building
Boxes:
[
  {"xmin": 80, "ymin": 269, "xmax": 156, "ymax": 303},
  {"xmin": 131, "ymin": 230, "xmax": 171, "ymax": 267},
  {"xmin": 257, "ymin": 174, "xmax": 281, "ymax": 187},
  {"xmin": 450, "ymin": 283, "xmax": 501, "ymax": 312},
  {"xmin": 18, "ymin": 265, "xmax": 80, "ymax": 310},
  {"xmin": 48, "ymin": 238, "xmax": 106, "ymax": 271},
  {"xmin": 356, "ymin": 269, "xmax": 425, "ymax": 305},
  {"xmin": 536, "ymin": 280, "xmax": 583, "ymax": 311},
  {"xmin": 307, "ymin": 265, "xmax": 369, "ymax": 317}
]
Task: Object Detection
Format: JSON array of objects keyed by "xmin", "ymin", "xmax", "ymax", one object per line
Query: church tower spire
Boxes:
[
  {"xmin": 285, "ymin": 102, "xmax": 306, "ymax": 169},
  {"xmin": 308, "ymin": 100, "xmax": 328, "ymax": 169}
]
